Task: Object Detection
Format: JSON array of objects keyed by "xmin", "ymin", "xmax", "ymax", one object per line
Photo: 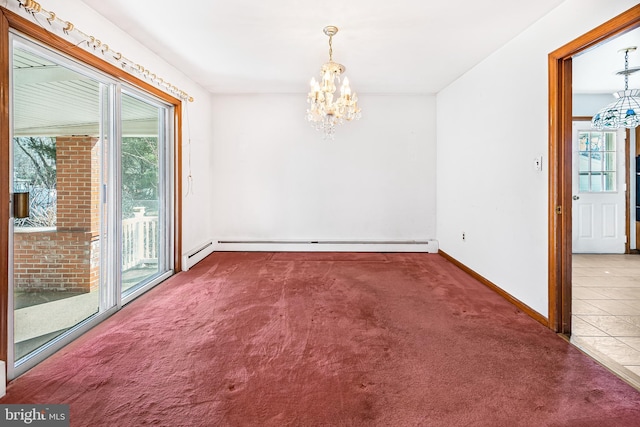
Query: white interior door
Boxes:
[{"xmin": 572, "ymin": 122, "xmax": 626, "ymax": 253}]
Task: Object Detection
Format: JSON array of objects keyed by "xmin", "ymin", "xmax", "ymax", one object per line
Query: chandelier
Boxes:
[
  {"xmin": 592, "ymin": 46, "xmax": 640, "ymax": 130},
  {"xmin": 307, "ymin": 26, "xmax": 361, "ymax": 139}
]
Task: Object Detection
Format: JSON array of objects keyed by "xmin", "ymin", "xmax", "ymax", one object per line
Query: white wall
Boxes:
[
  {"xmin": 436, "ymin": 0, "xmax": 639, "ymax": 317},
  {"xmin": 211, "ymin": 94, "xmax": 436, "ymax": 246},
  {"xmin": 2, "ymin": 0, "xmax": 214, "ymax": 261}
]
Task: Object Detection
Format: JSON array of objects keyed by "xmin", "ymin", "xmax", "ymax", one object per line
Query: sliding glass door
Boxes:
[{"xmin": 9, "ymin": 33, "xmax": 174, "ymax": 378}]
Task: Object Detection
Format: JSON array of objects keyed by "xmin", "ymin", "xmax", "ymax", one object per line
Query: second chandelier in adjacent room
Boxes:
[{"xmin": 592, "ymin": 46, "xmax": 640, "ymax": 130}]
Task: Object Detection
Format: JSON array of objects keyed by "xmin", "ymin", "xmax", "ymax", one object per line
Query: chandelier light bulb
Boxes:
[{"xmin": 341, "ymin": 77, "xmax": 352, "ymax": 98}]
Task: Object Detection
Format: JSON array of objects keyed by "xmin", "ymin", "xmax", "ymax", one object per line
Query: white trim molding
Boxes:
[{"xmin": 213, "ymin": 239, "xmax": 439, "ymax": 253}]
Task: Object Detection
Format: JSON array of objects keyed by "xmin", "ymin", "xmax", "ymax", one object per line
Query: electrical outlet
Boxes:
[{"xmin": 462, "ymin": 232, "xmax": 466, "ymax": 241}]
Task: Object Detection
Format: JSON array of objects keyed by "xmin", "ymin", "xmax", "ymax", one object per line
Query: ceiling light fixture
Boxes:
[
  {"xmin": 592, "ymin": 46, "xmax": 640, "ymax": 130},
  {"xmin": 307, "ymin": 26, "xmax": 361, "ymax": 139}
]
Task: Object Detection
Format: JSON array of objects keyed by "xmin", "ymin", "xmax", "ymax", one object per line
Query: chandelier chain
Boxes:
[
  {"xmin": 328, "ymin": 35, "xmax": 333, "ymax": 62},
  {"xmin": 625, "ymin": 49, "xmax": 629, "ymax": 90}
]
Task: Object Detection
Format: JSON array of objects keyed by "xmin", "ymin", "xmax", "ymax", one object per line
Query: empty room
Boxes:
[{"xmin": 1, "ymin": 0, "xmax": 640, "ymax": 425}]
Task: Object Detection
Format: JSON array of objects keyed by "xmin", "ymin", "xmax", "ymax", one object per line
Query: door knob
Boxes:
[{"xmin": 572, "ymin": 195, "xmax": 580, "ymax": 200}]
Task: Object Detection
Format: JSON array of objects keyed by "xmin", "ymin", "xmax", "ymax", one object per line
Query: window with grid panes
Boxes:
[{"xmin": 578, "ymin": 130, "xmax": 617, "ymax": 192}]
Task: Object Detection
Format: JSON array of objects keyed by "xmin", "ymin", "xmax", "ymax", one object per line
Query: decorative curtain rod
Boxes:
[{"xmin": 16, "ymin": 0, "xmax": 194, "ymax": 102}]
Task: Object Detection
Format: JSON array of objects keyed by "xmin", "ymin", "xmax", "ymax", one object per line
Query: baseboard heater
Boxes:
[
  {"xmin": 215, "ymin": 239, "xmax": 439, "ymax": 253},
  {"xmin": 182, "ymin": 240, "xmax": 215, "ymax": 271}
]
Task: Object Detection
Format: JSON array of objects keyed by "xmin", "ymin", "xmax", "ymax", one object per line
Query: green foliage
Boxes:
[{"xmin": 122, "ymin": 137, "xmax": 159, "ymax": 218}]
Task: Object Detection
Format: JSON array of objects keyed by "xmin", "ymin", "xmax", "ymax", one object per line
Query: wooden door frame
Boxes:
[{"xmin": 549, "ymin": 5, "xmax": 640, "ymax": 333}]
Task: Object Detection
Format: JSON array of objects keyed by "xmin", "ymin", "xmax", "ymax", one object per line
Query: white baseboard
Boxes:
[
  {"xmin": 182, "ymin": 240, "xmax": 215, "ymax": 271},
  {"xmin": 213, "ymin": 239, "xmax": 439, "ymax": 253}
]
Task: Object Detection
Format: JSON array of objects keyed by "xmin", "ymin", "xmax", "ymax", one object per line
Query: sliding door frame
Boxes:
[{"xmin": 0, "ymin": 6, "xmax": 182, "ymax": 371}]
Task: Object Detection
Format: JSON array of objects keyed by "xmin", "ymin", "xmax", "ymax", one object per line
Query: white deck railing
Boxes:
[{"xmin": 122, "ymin": 207, "xmax": 158, "ymax": 270}]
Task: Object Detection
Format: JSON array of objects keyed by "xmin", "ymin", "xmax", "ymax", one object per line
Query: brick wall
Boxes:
[
  {"xmin": 14, "ymin": 136, "xmax": 101, "ymax": 293},
  {"xmin": 13, "ymin": 231, "xmax": 95, "ymax": 292}
]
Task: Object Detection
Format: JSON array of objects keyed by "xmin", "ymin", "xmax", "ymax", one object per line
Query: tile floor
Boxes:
[{"xmin": 572, "ymin": 254, "xmax": 640, "ymax": 387}]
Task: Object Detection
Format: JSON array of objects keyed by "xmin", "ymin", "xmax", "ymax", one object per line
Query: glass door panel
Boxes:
[
  {"xmin": 11, "ymin": 38, "xmax": 108, "ymax": 363},
  {"xmin": 120, "ymin": 92, "xmax": 169, "ymax": 297}
]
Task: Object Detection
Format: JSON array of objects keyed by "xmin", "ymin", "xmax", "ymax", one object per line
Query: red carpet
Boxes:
[{"xmin": 2, "ymin": 252, "xmax": 640, "ymax": 426}]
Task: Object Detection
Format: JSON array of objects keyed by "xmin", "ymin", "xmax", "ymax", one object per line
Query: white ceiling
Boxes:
[{"xmin": 78, "ymin": 0, "xmax": 570, "ymax": 95}]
